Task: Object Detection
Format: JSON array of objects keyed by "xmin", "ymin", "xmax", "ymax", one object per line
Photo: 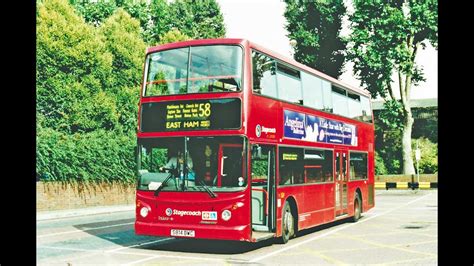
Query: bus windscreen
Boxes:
[{"xmin": 144, "ymin": 45, "xmax": 243, "ymax": 96}]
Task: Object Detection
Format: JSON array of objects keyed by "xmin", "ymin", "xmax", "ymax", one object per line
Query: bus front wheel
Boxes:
[{"xmin": 279, "ymin": 201, "xmax": 295, "ymax": 244}]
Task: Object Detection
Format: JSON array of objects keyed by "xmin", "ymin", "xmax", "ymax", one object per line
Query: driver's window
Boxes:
[{"xmin": 140, "ymin": 146, "xmax": 168, "ymax": 173}]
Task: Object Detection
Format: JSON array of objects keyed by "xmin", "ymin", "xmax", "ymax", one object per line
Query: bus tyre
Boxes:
[
  {"xmin": 352, "ymin": 194, "xmax": 362, "ymax": 222},
  {"xmin": 279, "ymin": 201, "xmax": 294, "ymax": 244}
]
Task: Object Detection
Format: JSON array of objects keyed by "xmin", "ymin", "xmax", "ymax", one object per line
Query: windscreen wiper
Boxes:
[
  {"xmin": 199, "ymin": 180, "xmax": 217, "ymax": 198},
  {"xmin": 154, "ymin": 173, "xmax": 173, "ymax": 197}
]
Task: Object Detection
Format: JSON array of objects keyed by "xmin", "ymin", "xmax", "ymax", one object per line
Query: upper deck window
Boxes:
[
  {"xmin": 276, "ymin": 62, "xmax": 303, "ymax": 104},
  {"xmin": 252, "ymin": 51, "xmax": 278, "ymax": 98},
  {"xmin": 144, "ymin": 45, "xmax": 242, "ymax": 96},
  {"xmin": 332, "ymin": 85, "xmax": 349, "ymax": 117},
  {"xmin": 251, "ymin": 49, "xmax": 372, "ymax": 124}
]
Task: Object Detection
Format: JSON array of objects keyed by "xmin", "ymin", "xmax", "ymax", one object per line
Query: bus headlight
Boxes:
[
  {"xmin": 140, "ymin": 207, "xmax": 150, "ymax": 218},
  {"xmin": 221, "ymin": 210, "xmax": 231, "ymax": 221}
]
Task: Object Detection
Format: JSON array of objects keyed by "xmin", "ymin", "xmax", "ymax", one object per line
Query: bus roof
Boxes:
[{"xmin": 146, "ymin": 38, "xmax": 370, "ymax": 98}]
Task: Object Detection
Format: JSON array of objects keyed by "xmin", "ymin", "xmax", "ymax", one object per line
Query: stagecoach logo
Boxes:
[
  {"xmin": 256, "ymin": 124, "xmax": 276, "ymax": 138},
  {"xmin": 255, "ymin": 124, "xmax": 262, "ymax": 137},
  {"xmin": 167, "ymin": 209, "xmax": 202, "ymax": 217}
]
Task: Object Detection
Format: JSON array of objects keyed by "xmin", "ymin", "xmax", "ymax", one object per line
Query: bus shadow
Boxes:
[
  {"xmin": 72, "ymin": 218, "xmax": 273, "ymax": 255},
  {"xmin": 72, "ymin": 217, "xmax": 355, "ymax": 255},
  {"xmin": 295, "ymin": 218, "xmax": 353, "ymax": 238},
  {"xmin": 139, "ymin": 238, "xmax": 273, "ymax": 255}
]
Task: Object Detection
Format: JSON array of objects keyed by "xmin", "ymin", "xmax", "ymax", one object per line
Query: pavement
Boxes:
[
  {"xmin": 37, "ymin": 204, "xmax": 135, "ymax": 221},
  {"xmin": 37, "ymin": 190, "xmax": 437, "ymax": 265}
]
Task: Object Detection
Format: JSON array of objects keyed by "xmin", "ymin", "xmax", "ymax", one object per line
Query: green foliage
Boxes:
[
  {"xmin": 100, "ymin": 8, "xmax": 146, "ymax": 89},
  {"xmin": 348, "ymin": 1, "xmax": 437, "ymax": 175},
  {"xmin": 412, "ymin": 114, "xmax": 437, "ymax": 143},
  {"xmin": 168, "ymin": 0, "xmax": 226, "ymax": 39},
  {"xmin": 159, "ymin": 28, "xmax": 191, "ymax": 44},
  {"xmin": 73, "ymin": 0, "xmax": 224, "ymax": 45},
  {"xmin": 374, "ymin": 123, "xmax": 403, "ymax": 174},
  {"xmin": 37, "ymin": 128, "xmax": 136, "ymax": 183},
  {"xmin": 37, "ymin": 0, "xmax": 227, "ymax": 183},
  {"xmin": 378, "ymin": 99, "xmax": 405, "ymax": 130},
  {"xmin": 37, "ymin": 0, "xmax": 116, "ymax": 133},
  {"xmin": 375, "ymin": 152, "xmax": 388, "ymax": 175},
  {"xmin": 412, "ymin": 138, "xmax": 437, "ymax": 174},
  {"xmin": 147, "ymin": 0, "xmax": 172, "ymax": 45},
  {"xmin": 348, "ymin": 1, "xmax": 438, "ymax": 98},
  {"xmin": 252, "ymin": 160, "xmax": 268, "ymax": 179},
  {"xmin": 74, "ymin": 0, "xmax": 117, "ymax": 26},
  {"xmin": 284, "ymin": 0, "xmax": 346, "ymax": 78}
]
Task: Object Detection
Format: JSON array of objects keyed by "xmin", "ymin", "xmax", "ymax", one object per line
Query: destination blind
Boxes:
[{"xmin": 140, "ymin": 98, "xmax": 241, "ymax": 132}]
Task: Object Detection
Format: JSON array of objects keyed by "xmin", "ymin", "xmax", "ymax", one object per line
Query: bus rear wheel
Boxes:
[
  {"xmin": 279, "ymin": 201, "xmax": 295, "ymax": 244},
  {"xmin": 352, "ymin": 194, "xmax": 362, "ymax": 222}
]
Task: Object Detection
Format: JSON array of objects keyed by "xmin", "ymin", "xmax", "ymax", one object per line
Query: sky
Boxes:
[{"xmin": 216, "ymin": 0, "xmax": 437, "ymax": 100}]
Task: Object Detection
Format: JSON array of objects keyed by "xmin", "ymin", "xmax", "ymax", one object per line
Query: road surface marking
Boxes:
[
  {"xmin": 249, "ymin": 192, "xmax": 433, "ymax": 263},
  {"xmin": 37, "ymin": 222, "xmax": 134, "ymax": 238},
  {"xmin": 123, "ymin": 254, "xmax": 162, "ymax": 265},
  {"xmin": 105, "ymin": 238, "xmax": 174, "ymax": 252}
]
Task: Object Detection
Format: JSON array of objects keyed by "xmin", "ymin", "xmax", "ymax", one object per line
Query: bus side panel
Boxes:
[
  {"xmin": 301, "ymin": 184, "xmax": 326, "ymax": 230},
  {"xmin": 323, "ymin": 183, "xmax": 336, "ymax": 223},
  {"xmin": 246, "ymin": 95, "xmax": 280, "ymax": 141}
]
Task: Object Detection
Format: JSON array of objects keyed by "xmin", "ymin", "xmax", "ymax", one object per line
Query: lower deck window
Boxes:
[
  {"xmin": 279, "ymin": 147, "xmax": 333, "ymax": 185},
  {"xmin": 350, "ymin": 152, "xmax": 368, "ymax": 180}
]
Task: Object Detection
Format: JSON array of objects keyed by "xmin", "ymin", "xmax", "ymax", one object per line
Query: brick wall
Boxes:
[{"xmin": 37, "ymin": 182, "xmax": 136, "ymax": 211}]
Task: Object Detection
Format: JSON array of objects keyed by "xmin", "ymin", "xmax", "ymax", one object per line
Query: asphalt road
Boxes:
[{"xmin": 37, "ymin": 190, "xmax": 437, "ymax": 265}]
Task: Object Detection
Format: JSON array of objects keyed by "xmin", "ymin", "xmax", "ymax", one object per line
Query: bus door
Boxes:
[
  {"xmin": 250, "ymin": 144, "xmax": 276, "ymax": 233},
  {"xmin": 217, "ymin": 144, "xmax": 244, "ymax": 187},
  {"xmin": 335, "ymin": 150, "xmax": 349, "ymax": 216}
]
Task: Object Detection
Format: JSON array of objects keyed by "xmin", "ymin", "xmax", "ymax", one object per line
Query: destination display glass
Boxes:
[{"xmin": 140, "ymin": 98, "xmax": 241, "ymax": 132}]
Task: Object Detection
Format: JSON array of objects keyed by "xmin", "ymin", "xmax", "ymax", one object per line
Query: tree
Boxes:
[
  {"xmin": 99, "ymin": 8, "xmax": 146, "ymax": 133},
  {"xmin": 100, "ymin": 8, "xmax": 146, "ymax": 89},
  {"xmin": 168, "ymin": 0, "xmax": 226, "ymax": 39},
  {"xmin": 348, "ymin": 0, "xmax": 437, "ymax": 175},
  {"xmin": 159, "ymin": 28, "xmax": 191, "ymax": 44},
  {"xmin": 73, "ymin": 0, "xmax": 171, "ymax": 45},
  {"xmin": 73, "ymin": 0, "xmax": 117, "ymax": 27},
  {"xmin": 37, "ymin": 0, "xmax": 117, "ymax": 133},
  {"xmin": 72, "ymin": 0, "xmax": 226, "ymax": 45},
  {"xmin": 284, "ymin": 0, "xmax": 346, "ymax": 78}
]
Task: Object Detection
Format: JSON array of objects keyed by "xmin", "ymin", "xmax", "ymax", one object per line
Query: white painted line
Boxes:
[
  {"xmin": 119, "ymin": 251, "xmax": 225, "ymax": 264},
  {"xmin": 40, "ymin": 244, "xmax": 226, "ymax": 264},
  {"xmin": 106, "ymin": 238, "xmax": 174, "ymax": 252},
  {"xmin": 39, "ymin": 246, "xmax": 98, "ymax": 252},
  {"xmin": 37, "ymin": 222, "xmax": 134, "ymax": 238},
  {"xmin": 123, "ymin": 254, "xmax": 162, "ymax": 266},
  {"xmin": 37, "ymin": 205, "xmax": 135, "ymax": 221},
  {"xmin": 249, "ymin": 192, "xmax": 433, "ymax": 263},
  {"xmin": 156, "ymin": 254, "xmax": 225, "ymax": 262},
  {"xmin": 40, "ymin": 240, "xmax": 174, "ymax": 264}
]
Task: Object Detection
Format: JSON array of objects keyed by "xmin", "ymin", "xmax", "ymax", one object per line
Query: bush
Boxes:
[
  {"xmin": 37, "ymin": 0, "xmax": 116, "ymax": 133},
  {"xmin": 375, "ymin": 152, "xmax": 388, "ymax": 175},
  {"xmin": 412, "ymin": 138, "xmax": 438, "ymax": 174},
  {"xmin": 374, "ymin": 126, "xmax": 403, "ymax": 174},
  {"xmin": 37, "ymin": 128, "xmax": 136, "ymax": 183}
]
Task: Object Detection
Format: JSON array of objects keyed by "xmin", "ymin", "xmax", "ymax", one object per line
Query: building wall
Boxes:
[{"xmin": 37, "ymin": 182, "xmax": 136, "ymax": 211}]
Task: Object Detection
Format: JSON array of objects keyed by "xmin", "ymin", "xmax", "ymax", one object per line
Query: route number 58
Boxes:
[{"xmin": 199, "ymin": 103, "xmax": 211, "ymax": 117}]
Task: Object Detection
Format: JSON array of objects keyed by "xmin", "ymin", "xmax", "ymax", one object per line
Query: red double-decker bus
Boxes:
[{"xmin": 135, "ymin": 38, "xmax": 374, "ymax": 244}]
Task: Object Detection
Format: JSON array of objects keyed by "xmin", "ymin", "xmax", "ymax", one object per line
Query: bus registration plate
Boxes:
[{"xmin": 171, "ymin": 229, "xmax": 195, "ymax": 237}]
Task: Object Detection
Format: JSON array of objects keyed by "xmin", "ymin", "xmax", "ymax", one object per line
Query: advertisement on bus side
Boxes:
[{"xmin": 283, "ymin": 109, "xmax": 357, "ymax": 146}]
